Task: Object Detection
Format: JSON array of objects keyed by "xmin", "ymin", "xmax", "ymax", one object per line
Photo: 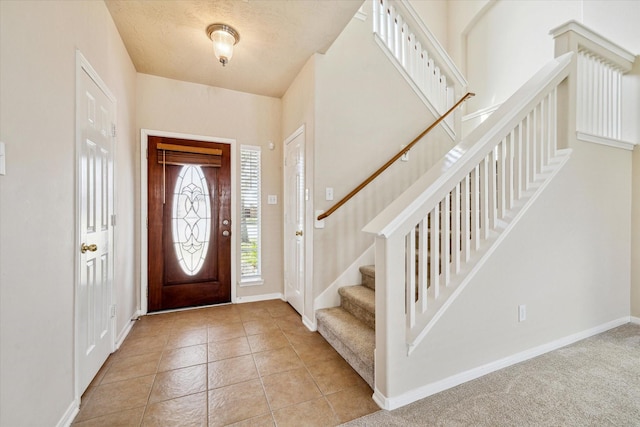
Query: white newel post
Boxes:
[{"xmin": 373, "ymin": 233, "xmax": 409, "ymax": 407}]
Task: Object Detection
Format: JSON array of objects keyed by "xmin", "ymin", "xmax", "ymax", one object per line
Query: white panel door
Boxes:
[
  {"xmin": 284, "ymin": 130, "xmax": 305, "ymax": 316},
  {"xmin": 77, "ymin": 59, "xmax": 115, "ymax": 395}
]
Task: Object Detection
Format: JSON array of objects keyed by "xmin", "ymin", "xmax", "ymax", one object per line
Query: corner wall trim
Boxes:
[
  {"xmin": 55, "ymin": 399, "xmax": 79, "ymax": 427},
  {"xmin": 374, "ymin": 316, "xmax": 630, "ymax": 410},
  {"xmin": 462, "ymin": 103, "xmax": 502, "ymax": 123},
  {"xmin": 631, "ymin": 316, "xmax": 640, "ymax": 325},
  {"xmin": 577, "ymin": 131, "xmax": 636, "ymax": 151},
  {"xmin": 303, "ymin": 315, "xmax": 317, "ymax": 332},
  {"xmin": 115, "ymin": 314, "xmax": 140, "ymax": 350}
]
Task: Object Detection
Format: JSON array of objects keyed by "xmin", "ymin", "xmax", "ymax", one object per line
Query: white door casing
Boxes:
[
  {"xmin": 75, "ymin": 51, "xmax": 115, "ymax": 397},
  {"xmin": 284, "ymin": 128, "xmax": 305, "ymax": 316}
]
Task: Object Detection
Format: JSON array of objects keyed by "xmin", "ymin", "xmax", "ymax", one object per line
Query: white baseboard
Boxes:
[
  {"xmin": 375, "ymin": 316, "xmax": 630, "ymax": 410},
  {"xmin": 55, "ymin": 398, "xmax": 79, "ymax": 427},
  {"xmin": 235, "ymin": 293, "xmax": 284, "ymax": 304},
  {"xmin": 303, "ymin": 315, "xmax": 317, "ymax": 332},
  {"xmin": 631, "ymin": 316, "xmax": 640, "ymax": 325},
  {"xmin": 115, "ymin": 312, "xmax": 140, "ymax": 350}
]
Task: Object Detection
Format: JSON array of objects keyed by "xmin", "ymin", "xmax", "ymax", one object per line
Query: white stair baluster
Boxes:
[
  {"xmin": 451, "ymin": 183, "xmax": 461, "ymax": 275},
  {"xmin": 429, "ymin": 204, "xmax": 440, "ymax": 299},
  {"xmin": 418, "ymin": 217, "xmax": 428, "ymax": 313},
  {"xmin": 406, "ymin": 227, "xmax": 416, "ymax": 328}
]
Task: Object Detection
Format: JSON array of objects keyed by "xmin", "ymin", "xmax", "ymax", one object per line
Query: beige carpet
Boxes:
[{"xmin": 343, "ymin": 323, "xmax": 640, "ymax": 426}]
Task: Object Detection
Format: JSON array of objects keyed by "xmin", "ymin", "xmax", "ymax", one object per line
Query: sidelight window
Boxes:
[{"xmin": 240, "ymin": 145, "xmax": 262, "ymax": 282}]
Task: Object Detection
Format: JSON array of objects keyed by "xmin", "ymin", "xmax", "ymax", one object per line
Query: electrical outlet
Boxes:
[
  {"xmin": 267, "ymin": 195, "xmax": 277, "ymax": 205},
  {"xmin": 518, "ymin": 304, "xmax": 526, "ymax": 322}
]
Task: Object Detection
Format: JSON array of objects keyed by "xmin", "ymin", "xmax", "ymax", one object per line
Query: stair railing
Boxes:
[
  {"xmin": 373, "ymin": 0, "xmax": 467, "ymax": 139},
  {"xmin": 317, "ymin": 92, "xmax": 475, "ymax": 222},
  {"xmin": 364, "ymin": 52, "xmax": 574, "ymax": 358}
]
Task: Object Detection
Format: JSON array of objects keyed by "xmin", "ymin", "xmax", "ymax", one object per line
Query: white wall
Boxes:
[
  {"xmin": 136, "ymin": 74, "xmax": 283, "ymax": 300},
  {"xmin": 463, "ymin": 0, "xmax": 581, "ymax": 114},
  {"xmin": 313, "ymin": 3, "xmax": 456, "ymax": 296},
  {"xmin": 0, "ymin": 1, "xmax": 137, "ymax": 426},
  {"xmin": 452, "ymin": 0, "xmax": 640, "ymax": 118}
]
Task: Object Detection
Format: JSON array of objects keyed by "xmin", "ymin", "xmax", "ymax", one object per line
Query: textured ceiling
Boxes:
[{"xmin": 105, "ymin": 0, "xmax": 364, "ymax": 98}]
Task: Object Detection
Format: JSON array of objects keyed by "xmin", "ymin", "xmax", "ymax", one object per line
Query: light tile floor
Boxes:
[{"xmin": 73, "ymin": 299, "xmax": 379, "ymax": 426}]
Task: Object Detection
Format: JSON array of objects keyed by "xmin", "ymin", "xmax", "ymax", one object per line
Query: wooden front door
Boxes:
[{"xmin": 147, "ymin": 136, "xmax": 231, "ymax": 312}]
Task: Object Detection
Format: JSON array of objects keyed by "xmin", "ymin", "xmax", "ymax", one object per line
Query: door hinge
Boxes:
[
  {"xmin": 146, "ymin": 148, "xmax": 148, "ymax": 159},
  {"xmin": 110, "ymin": 304, "xmax": 116, "ymax": 318},
  {"xmin": 111, "ymin": 214, "xmax": 116, "ymax": 226},
  {"xmin": 111, "ymin": 123, "xmax": 116, "ymax": 138},
  {"xmin": 146, "ymin": 217, "xmax": 148, "ymax": 229}
]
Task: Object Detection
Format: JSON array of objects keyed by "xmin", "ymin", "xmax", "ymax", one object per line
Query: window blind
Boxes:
[{"xmin": 240, "ymin": 146, "xmax": 261, "ymax": 279}]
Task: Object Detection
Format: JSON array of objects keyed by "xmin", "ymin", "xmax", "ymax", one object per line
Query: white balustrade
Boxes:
[
  {"xmin": 372, "ymin": 0, "xmax": 465, "ymax": 135},
  {"xmin": 364, "ymin": 53, "xmax": 574, "ymax": 353},
  {"xmin": 577, "ymin": 51, "xmax": 622, "ymax": 140},
  {"xmin": 551, "ymin": 20, "xmax": 634, "ymax": 149}
]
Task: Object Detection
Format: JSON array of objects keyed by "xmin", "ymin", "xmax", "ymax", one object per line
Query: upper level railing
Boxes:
[
  {"xmin": 373, "ymin": 0, "xmax": 467, "ymax": 139},
  {"xmin": 317, "ymin": 92, "xmax": 474, "ymax": 221},
  {"xmin": 551, "ymin": 21, "xmax": 635, "ymax": 148},
  {"xmin": 364, "ymin": 52, "xmax": 574, "ymax": 354}
]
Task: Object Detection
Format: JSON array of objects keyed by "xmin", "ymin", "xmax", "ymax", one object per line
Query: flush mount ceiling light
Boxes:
[{"xmin": 206, "ymin": 23, "xmax": 240, "ymax": 67}]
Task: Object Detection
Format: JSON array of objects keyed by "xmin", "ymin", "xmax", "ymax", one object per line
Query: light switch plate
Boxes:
[{"xmin": 326, "ymin": 187, "xmax": 334, "ymax": 201}]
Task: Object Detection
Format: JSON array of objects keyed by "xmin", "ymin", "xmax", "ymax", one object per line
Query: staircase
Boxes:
[{"xmin": 316, "ymin": 266, "xmax": 376, "ymax": 388}]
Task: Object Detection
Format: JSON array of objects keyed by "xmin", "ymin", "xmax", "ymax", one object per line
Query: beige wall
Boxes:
[
  {"xmin": 136, "ymin": 74, "xmax": 283, "ymax": 300},
  {"xmin": 313, "ymin": 3, "xmax": 456, "ymax": 295},
  {"xmin": 0, "ymin": 1, "xmax": 137, "ymax": 425},
  {"xmin": 445, "ymin": 0, "xmax": 491, "ymax": 73},
  {"xmin": 409, "ymin": 0, "xmax": 448, "ymax": 48},
  {"xmin": 389, "ymin": 127, "xmax": 633, "ymax": 398}
]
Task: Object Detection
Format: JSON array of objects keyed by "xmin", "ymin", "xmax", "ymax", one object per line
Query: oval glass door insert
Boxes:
[{"xmin": 172, "ymin": 165, "xmax": 212, "ymax": 275}]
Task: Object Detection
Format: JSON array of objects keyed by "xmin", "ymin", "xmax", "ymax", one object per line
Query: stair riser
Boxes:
[
  {"xmin": 362, "ymin": 273, "xmax": 375, "ymax": 290},
  {"xmin": 341, "ymin": 297, "xmax": 375, "ymax": 329},
  {"xmin": 317, "ymin": 320, "xmax": 374, "ymax": 389}
]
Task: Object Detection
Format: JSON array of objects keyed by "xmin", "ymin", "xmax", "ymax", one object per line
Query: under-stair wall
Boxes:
[{"xmin": 311, "ymin": 0, "xmax": 463, "ymax": 308}]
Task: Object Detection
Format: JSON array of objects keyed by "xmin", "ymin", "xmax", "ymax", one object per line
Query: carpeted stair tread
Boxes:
[
  {"xmin": 339, "ymin": 285, "xmax": 375, "ymax": 329},
  {"xmin": 316, "ymin": 307, "xmax": 375, "ymax": 388},
  {"xmin": 360, "ymin": 265, "xmax": 376, "ymax": 290}
]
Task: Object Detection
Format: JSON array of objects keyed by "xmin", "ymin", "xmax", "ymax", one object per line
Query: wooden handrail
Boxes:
[{"xmin": 317, "ymin": 92, "xmax": 475, "ymax": 221}]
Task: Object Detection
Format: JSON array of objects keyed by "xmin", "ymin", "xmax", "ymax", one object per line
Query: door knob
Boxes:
[
  {"xmin": 222, "ymin": 230, "xmax": 230, "ymax": 237},
  {"xmin": 295, "ymin": 230, "xmax": 303, "ymax": 237},
  {"xmin": 80, "ymin": 243, "xmax": 97, "ymax": 253}
]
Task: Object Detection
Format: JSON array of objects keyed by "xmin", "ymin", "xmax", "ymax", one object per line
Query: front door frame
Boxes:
[{"xmin": 140, "ymin": 129, "xmax": 237, "ymax": 314}]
